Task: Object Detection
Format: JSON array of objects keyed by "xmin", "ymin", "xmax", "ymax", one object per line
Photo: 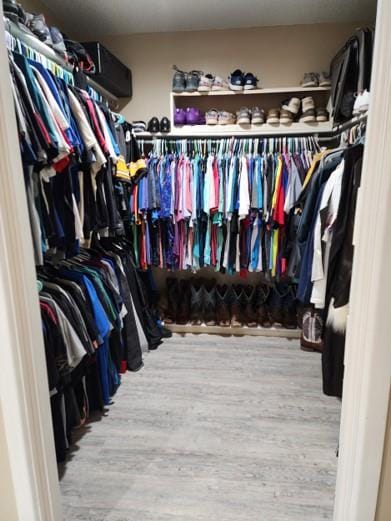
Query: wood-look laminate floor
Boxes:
[{"xmin": 60, "ymin": 334, "xmax": 340, "ymax": 521}]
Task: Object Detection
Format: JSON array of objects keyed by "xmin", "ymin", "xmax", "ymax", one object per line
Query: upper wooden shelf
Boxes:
[{"xmin": 171, "ymin": 86, "xmax": 331, "ymax": 97}]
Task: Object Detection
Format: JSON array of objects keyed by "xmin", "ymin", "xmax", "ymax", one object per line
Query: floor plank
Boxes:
[{"xmin": 60, "ymin": 334, "xmax": 340, "ymax": 521}]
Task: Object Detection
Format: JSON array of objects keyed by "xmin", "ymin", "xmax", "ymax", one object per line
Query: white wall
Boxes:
[{"xmin": 101, "ymin": 22, "xmax": 364, "ymax": 121}]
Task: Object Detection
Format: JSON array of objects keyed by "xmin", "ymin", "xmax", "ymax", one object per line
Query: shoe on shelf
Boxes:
[
  {"xmin": 165, "ymin": 278, "xmax": 179, "ymax": 324},
  {"xmin": 212, "ymin": 75, "xmax": 229, "ymax": 91},
  {"xmin": 147, "ymin": 117, "xmax": 160, "ymax": 133},
  {"xmin": 198, "ymin": 73, "xmax": 214, "ymax": 92},
  {"xmin": 282, "ymin": 97, "xmax": 301, "ymax": 115},
  {"xmin": 216, "ymin": 284, "xmax": 231, "ymax": 327},
  {"xmin": 218, "ymin": 111, "xmax": 236, "ymax": 125},
  {"xmin": 50, "ymin": 26, "xmax": 67, "ymax": 57},
  {"xmin": 237, "ymin": 107, "xmax": 251, "ymax": 125},
  {"xmin": 267, "ymin": 108, "xmax": 280, "ymax": 124},
  {"xmin": 174, "ymin": 108, "xmax": 186, "ymax": 126},
  {"xmin": 280, "ymin": 109, "xmax": 294, "ymax": 124},
  {"xmin": 131, "ymin": 120, "xmax": 146, "ymax": 132},
  {"xmin": 185, "ymin": 70, "xmax": 202, "ymax": 92},
  {"xmin": 301, "ymin": 72, "xmax": 319, "ymax": 88},
  {"xmin": 205, "ymin": 109, "xmax": 219, "ymax": 125},
  {"xmin": 316, "ymin": 108, "xmax": 329, "ymax": 122},
  {"xmin": 186, "ymin": 107, "xmax": 205, "ymax": 125},
  {"xmin": 160, "ymin": 117, "xmax": 171, "ymax": 132},
  {"xmin": 172, "ymin": 65, "xmax": 186, "ymax": 93},
  {"xmin": 353, "ymin": 90, "xmax": 370, "ymax": 115},
  {"xmin": 204, "ymin": 280, "xmax": 217, "ymax": 326},
  {"xmin": 300, "ymin": 96, "xmax": 316, "ymax": 122},
  {"xmin": 27, "ymin": 13, "xmax": 53, "ymax": 45},
  {"xmin": 243, "ymin": 285, "xmax": 258, "ymax": 327},
  {"xmin": 318, "ymin": 71, "xmax": 331, "ymax": 87},
  {"xmin": 231, "ymin": 284, "xmax": 244, "ymax": 327},
  {"xmin": 190, "ymin": 278, "xmax": 204, "ymax": 325},
  {"xmin": 243, "ymin": 72, "xmax": 259, "ymax": 90},
  {"xmin": 229, "ymin": 69, "xmax": 245, "ymax": 91},
  {"xmin": 251, "ymin": 107, "xmax": 265, "ymax": 125},
  {"xmin": 176, "ymin": 280, "xmax": 191, "ymax": 324}
]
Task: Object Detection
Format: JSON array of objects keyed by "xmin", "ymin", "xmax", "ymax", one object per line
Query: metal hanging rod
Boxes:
[
  {"xmin": 332, "ymin": 112, "xmax": 368, "ymax": 133},
  {"xmin": 4, "ymin": 18, "xmax": 120, "ymax": 108}
]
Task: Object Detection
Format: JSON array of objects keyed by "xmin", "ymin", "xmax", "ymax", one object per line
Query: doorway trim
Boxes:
[{"xmin": 333, "ymin": 0, "xmax": 391, "ymax": 519}]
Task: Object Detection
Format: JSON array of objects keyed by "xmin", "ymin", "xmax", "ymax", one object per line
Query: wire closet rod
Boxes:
[{"xmin": 4, "ymin": 18, "xmax": 120, "ymax": 107}]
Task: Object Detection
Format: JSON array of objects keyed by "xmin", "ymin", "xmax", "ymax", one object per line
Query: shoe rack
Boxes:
[
  {"xmin": 165, "ymin": 323, "xmax": 301, "ymax": 338},
  {"xmin": 169, "ymin": 86, "xmax": 332, "ymax": 136}
]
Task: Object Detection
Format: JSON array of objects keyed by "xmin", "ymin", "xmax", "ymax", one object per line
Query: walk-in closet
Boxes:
[{"xmin": 2, "ymin": 1, "xmax": 391, "ymax": 521}]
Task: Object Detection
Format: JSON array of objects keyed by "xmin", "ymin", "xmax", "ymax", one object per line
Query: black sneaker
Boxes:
[
  {"xmin": 160, "ymin": 117, "xmax": 170, "ymax": 133},
  {"xmin": 243, "ymin": 72, "xmax": 258, "ymax": 90},
  {"xmin": 147, "ymin": 117, "xmax": 160, "ymax": 133}
]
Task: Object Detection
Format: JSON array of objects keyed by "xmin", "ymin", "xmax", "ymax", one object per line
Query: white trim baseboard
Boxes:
[
  {"xmin": 334, "ymin": 1, "xmax": 391, "ymax": 520},
  {"xmin": 0, "ymin": 7, "xmax": 62, "ymax": 521}
]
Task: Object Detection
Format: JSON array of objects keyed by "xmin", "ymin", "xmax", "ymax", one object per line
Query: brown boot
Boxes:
[
  {"xmin": 176, "ymin": 280, "xmax": 190, "ymax": 324},
  {"xmin": 204, "ymin": 279, "xmax": 216, "ymax": 326},
  {"xmin": 216, "ymin": 284, "xmax": 231, "ymax": 327},
  {"xmin": 190, "ymin": 278, "xmax": 204, "ymax": 325},
  {"xmin": 231, "ymin": 284, "xmax": 244, "ymax": 327},
  {"xmin": 256, "ymin": 284, "xmax": 272, "ymax": 327},
  {"xmin": 243, "ymin": 285, "xmax": 257, "ymax": 327},
  {"xmin": 165, "ymin": 277, "xmax": 179, "ymax": 324}
]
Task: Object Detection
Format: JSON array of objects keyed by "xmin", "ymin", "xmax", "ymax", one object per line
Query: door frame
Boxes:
[{"xmin": 0, "ymin": 1, "xmax": 389, "ymax": 520}]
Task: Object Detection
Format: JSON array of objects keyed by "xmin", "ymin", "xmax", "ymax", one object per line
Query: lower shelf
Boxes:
[{"xmin": 165, "ymin": 323, "xmax": 301, "ymax": 338}]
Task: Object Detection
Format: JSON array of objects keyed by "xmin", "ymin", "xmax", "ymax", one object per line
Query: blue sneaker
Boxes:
[
  {"xmin": 229, "ymin": 69, "xmax": 244, "ymax": 91},
  {"xmin": 244, "ymin": 72, "xmax": 259, "ymax": 90}
]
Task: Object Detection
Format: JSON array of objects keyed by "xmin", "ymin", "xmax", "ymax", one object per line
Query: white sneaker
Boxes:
[
  {"xmin": 205, "ymin": 109, "xmax": 219, "ymax": 125},
  {"xmin": 302, "ymin": 96, "xmax": 315, "ymax": 112},
  {"xmin": 198, "ymin": 74, "xmax": 214, "ymax": 92},
  {"xmin": 358, "ymin": 89, "xmax": 370, "ymax": 113},
  {"xmin": 282, "ymin": 97, "xmax": 301, "ymax": 115},
  {"xmin": 211, "ymin": 76, "xmax": 229, "ymax": 91}
]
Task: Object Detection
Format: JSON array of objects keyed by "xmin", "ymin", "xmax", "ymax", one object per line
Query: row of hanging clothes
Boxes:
[
  {"xmin": 123, "ymin": 136, "xmax": 320, "ymax": 276},
  {"xmin": 291, "ymin": 117, "xmax": 366, "ymax": 398},
  {"xmin": 6, "ymin": 30, "xmax": 163, "ymax": 462}
]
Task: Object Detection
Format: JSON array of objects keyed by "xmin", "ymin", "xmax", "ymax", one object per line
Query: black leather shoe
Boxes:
[
  {"xmin": 147, "ymin": 117, "xmax": 160, "ymax": 133},
  {"xmin": 160, "ymin": 117, "xmax": 171, "ymax": 133}
]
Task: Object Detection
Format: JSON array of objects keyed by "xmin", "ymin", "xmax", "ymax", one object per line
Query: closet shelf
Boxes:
[
  {"xmin": 171, "ymin": 86, "xmax": 331, "ymax": 97},
  {"xmin": 136, "ymin": 121, "xmax": 333, "ymax": 138},
  {"xmin": 165, "ymin": 323, "xmax": 301, "ymax": 338}
]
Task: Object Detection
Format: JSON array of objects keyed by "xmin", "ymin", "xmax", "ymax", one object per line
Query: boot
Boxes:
[
  {"xmin": 282, "ymin": 285, "xmax": 297, "ymax": 329},
  {"xmin": 268, "ymin": 283, "xmax": 285, "ymax": 326},
  {"xmin": 165, "ymin": 277, "xmax": 179, "ymax": 324},
  {"xmin": 256, "ymin": 284, "xmax": 272, "ymax": 327},
  {"xmin": 190, "ymin": 278, "xmax": 204, "ymax": 325},
  {"xmin": 176, "ymin": 280, "xmax": 190, "ymax": 325},
  {"xmin": 204, "ymin": 279, "xmax": 216, "ymax": 326},
  {"xmin": 243, "ymin": 285, "xmax": 258, "ymax": 327},
  {"xmin": 216, "ymin": 284, "xmax": 231, "ymax": 327},
  {"xmin": 231, "ymin": 284, "xmax": 244, "ymax": 327}
]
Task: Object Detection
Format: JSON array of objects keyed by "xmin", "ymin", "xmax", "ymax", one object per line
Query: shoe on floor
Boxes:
[
  {"xmin": 282, "ymin": 97, "xmax": 301, "ymax": 115},
  {"xmin": 231, "ymin": 284, "xmax": 244, "ymax": 327},
  {"xmin": 243, "ymin": 285, "xmax": 258, "ymax": 327},
  {"xmin": 172, "ymin": 65, "xmax": 186, "ymax": 92},
  {"xmin": 237, "ymin": 107, "xmax": 251, "ymax": 125},
  {"xmin": 255, "ymin": 285, "xmax": 272, "ymax": 328},
  {"xmin": 267, "ymin": 108, "xmax": 280, "ymax": 124},
  {"xmin": 165, "ymin": 278, "xmax": 179, "ymax": 324},
  {"xmin": 219, "ymin": 111, "xmax": 236, "ymax": 125},
  {"xmin": 198, "ymin": 73, "xmax": 214, "ymax": 92},
  {"xmin": 318, "ymin": 71, "xmax": 331, "ymax": 87},
  {"xmin": 216, "ymin": 284, "xmax": 231, "ymax": 327},
  {"xmin": 301, "ymin": 72, "xmax": 319, "ymax": 87},
  {"xmin": 176, "ymin": 280, "xmax": 191, "ymax": 324},
  {"xmin": 243, "ymin": 72, "xmax": 258, "ymax": 90},
  {"xmin": 147, "ymin": 117, "xmax": 160, "ymax": 133},
  {"xmin": 251, "ymin": 107, "xmax": 265, "ymax": 125},
  {"xmin": 316, "ymin": 108, "xmax": 329, "ymax": 122},
  {"xmin": 229, "ymin": 69, "xmax": 245, "ymax": 91},
  {"xmin": 206, "ymin": 109, "xmax": 219, "ymax": 125},
  {"xmin": 204, "ymin": 279, "xmax": 217, "ymax": 326},
  {"xmin": 190, "ymin": 278, "xmax": 204, "ymax": 325},
  {"xmin": 212, "ymin": 75, "xmax": 229, "ymax": 91},
  {"xmin": 280, "ymin": 109, "xmax": 294, "ymax": 124}
]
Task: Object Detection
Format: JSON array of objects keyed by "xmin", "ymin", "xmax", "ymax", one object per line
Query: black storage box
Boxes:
[{"xmin": 82, "ymin": 41, "xmax": 132, "ymax": 98}]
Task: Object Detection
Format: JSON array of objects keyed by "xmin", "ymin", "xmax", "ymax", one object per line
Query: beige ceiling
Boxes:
[{"xmin": 41, "ymin": 0, "xmax": 376, "ymax": 37}]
